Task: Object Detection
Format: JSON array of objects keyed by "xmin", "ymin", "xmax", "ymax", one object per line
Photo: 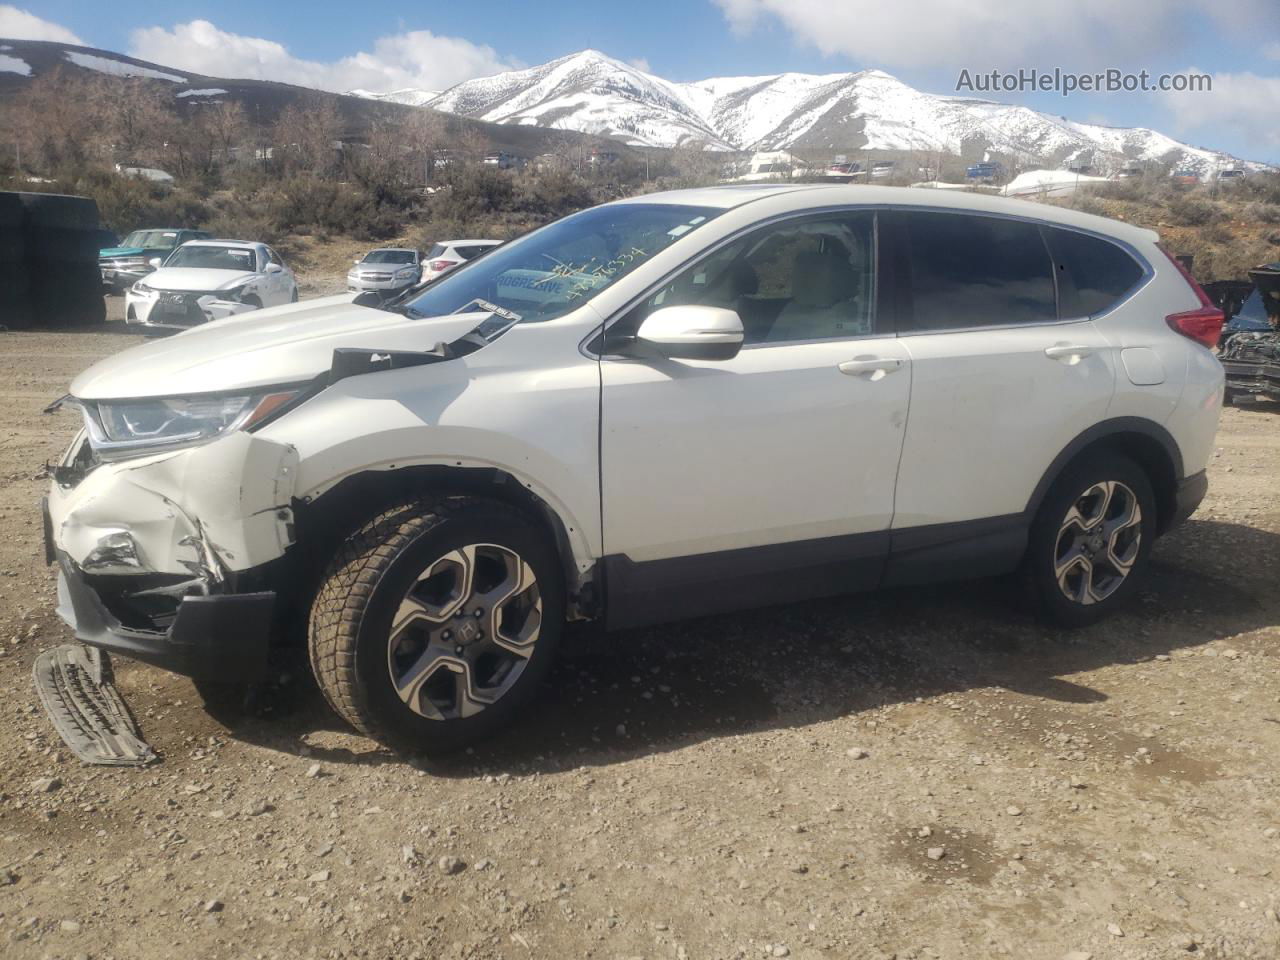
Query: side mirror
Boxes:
[
  {"xmin": 633, "ymin": 304, "xmax": 744, "ymax": 361},
  {"xmin": 265, "ymin": 262, "xmax": 283, "ymax": 273},
  {"xmin": 353, "ymin": 257, "xmax": 362, "ymax": 264},
  {"xmin": 148, "ymin": 257, "xmax": 163, "ymax": 269}
]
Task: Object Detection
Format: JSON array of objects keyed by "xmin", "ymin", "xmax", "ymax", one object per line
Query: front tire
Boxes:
[
  {"xmin": 1026, "ymin": 452, "xmax": 1156, "ymax": 627},
  {"xmin": 308, "ymin": 498, "xmax": 563, "ymax": 753}
]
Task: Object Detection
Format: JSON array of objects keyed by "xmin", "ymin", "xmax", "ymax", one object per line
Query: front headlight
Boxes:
[
  {"xmin": 132, "ymin": 281, "xmax": 155, "ymax": 296},
  {"xmin": 78, "ymin": 389, "xmax": 304, "ymax": 459},
  {"xmin": 219, "ymin": 283, "xmax": 250, "ymax": 302}
]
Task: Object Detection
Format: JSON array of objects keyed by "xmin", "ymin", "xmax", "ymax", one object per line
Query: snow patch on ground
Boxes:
[
  {"xmin": 177, "ymin": 88, "xmax": 228, "ymax": 98},
  {"xmin": 0, "ymin": 54, "xmax": 30, "ymax": 76},
  {"xmin": 63, "ymin": 50, "xmax": 185, "ymax": 83}
]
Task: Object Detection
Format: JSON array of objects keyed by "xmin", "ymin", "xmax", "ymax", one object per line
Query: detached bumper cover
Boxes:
[{"xmin": 55, "ymin": 552, "xmax": 274, "ymax": 681}]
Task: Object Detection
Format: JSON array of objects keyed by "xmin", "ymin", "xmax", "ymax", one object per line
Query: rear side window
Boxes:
[
  {"xmin": 455, "ymin": 245, "xmax": 490, "ymax": 261},
  {"xmin": 898, "ymin": 212, "xmax": 1056, "ymax": 331},
  {"xmin": 1043, "ymin": 227, "xmax": 1144, "ymax": 317}
]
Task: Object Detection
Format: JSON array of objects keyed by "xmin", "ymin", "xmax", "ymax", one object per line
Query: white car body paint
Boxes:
[
  {"xmin": 48, "ymin": 429, "xmax": 298, "ymax": 576},
  {"xmin": 50, "ymin": 184, "xmax": 1222, "ymax": 639}
]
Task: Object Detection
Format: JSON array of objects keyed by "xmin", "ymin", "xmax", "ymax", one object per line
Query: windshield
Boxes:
[
  {"xmin": 164, "ymin": 245, "xmax": 258, "ymax": 271},
  {"xmin": 123, "ymin": 230, "xmax": 180, "ymax": 250},
  {"xmin": 362, "ymin": 250, "xmax": 417, "ymax": 265},
  {"xmin": 402, "ymin": 203, "xmax": 722, "ymax": 323}
]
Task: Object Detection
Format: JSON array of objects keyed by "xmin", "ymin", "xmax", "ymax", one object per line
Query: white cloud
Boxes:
[
  {"xmin": 628, "ymin": 57, "xmax": 652, "ymax": 73},
  {"xmin": 0, "ymin": 5, "xmax": 84, "ymax": 44},
  {"xmin": 1159, "ymin": 70, "xmax": 1280, "ymax": 152},
  {"xmin": 712, "ymin": 0, "xmax": 1274, "ymax": 71},
  {"xmin": 128, "ymin": 19, "xmax": 517, "ymax": 94}
]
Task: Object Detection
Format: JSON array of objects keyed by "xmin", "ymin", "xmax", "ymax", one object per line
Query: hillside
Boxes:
[{"xmin": 0, "ymin": 38, "xmax": 627, "ymax": 159}]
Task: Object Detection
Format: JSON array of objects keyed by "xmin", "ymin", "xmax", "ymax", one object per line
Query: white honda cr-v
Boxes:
[{"xmin": 45, "ymin": 185, "xmax": 1224, "ymax": 751}]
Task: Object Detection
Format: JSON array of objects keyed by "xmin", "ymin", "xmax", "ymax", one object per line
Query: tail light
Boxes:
[
  {"xmin": 1159, "ymin": 245, "xmax": 1223, "ymax": 348},
  {"xmin": 429, "ymin": 259, "xmax": 458, "ymax": 272}
]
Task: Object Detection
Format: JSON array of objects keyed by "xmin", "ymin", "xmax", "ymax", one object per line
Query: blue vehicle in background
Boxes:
[
  {"xmin": 965, "ymin": 161, "xmax": 1005, "ymax": 181},
  {"xmin": 99, "ymin": 227, "xmax": 210, "ymax": 293}
]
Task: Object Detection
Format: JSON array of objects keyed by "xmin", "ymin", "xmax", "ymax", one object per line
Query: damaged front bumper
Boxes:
[
  {"xmin": 52, "ymin": 543, "xmax": 275, "ymax": 681},
  {"xmin": 45, "ymin": 428, "xmax": 299, "ymax": 679},
  {"xmin": 126, "ymin": 291, "xmax": 259, "ymax": 332}
]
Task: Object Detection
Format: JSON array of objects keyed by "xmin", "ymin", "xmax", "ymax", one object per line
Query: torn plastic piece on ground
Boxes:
[{"xmin": 33, "ymin": 643, "xmax": 157, "ymax": 766}]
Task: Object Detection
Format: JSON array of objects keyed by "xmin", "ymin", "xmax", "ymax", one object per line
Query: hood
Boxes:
[
  {"xmin": 70, "ymin": 295, "xmax": 498, "ymax": 400},
  {"xmin": 100, "ymin": 246, "xmax": 148, "ymax": 258},
  {"xmin": 143, "ymin": 267, "xmax": 259, "ymax": 292}
]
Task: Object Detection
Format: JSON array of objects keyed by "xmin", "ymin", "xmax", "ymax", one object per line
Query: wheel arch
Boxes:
[
  {"xmin": 292, "ymin": 463, "xmax": 598, "ymax": 619},
  {"xmin": 1025, "ymin": 417, "xmax": 1183, "ymax": 535}
]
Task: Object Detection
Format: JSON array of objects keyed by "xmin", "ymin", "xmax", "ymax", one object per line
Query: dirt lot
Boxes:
[{"xmin": 1, "ymin": 322, "xmax": 1278, "ymax": 960}]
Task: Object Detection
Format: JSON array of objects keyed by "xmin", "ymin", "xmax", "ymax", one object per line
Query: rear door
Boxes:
[{"xmin": 882, "ymin": 210, "xmax": 1118, "ymax": 577}]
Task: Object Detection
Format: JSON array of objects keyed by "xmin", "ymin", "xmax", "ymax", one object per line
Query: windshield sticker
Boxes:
[{"xmin": 539, "ymin": 246, "xmax": 650, "ymax": 301}]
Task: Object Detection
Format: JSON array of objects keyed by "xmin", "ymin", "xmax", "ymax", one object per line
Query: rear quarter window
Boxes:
[
  {"xmin": 1043, "ymin": 228, "xmax": 1145, "ymax": 317},
  {"xmin": 898, "ymin": 211, "xmax": 1057, "ymax": 331}
]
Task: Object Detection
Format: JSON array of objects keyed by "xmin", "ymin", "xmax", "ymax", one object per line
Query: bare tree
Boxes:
[
  {"xmin": 202, "ymin": 100, "xmax": 249, "ymax": 165},
  {"xmin": 99, "ymin": 78, "xmax": 175, "ymax": 166},
  {"xmin": 273, "ymin": 98, "xmax": 344, "ymax": 176},
  {"xmin": 6, "ymin": 68, "xmax": 104, "ymax": 175},
  {"xmin": 403, "ymin": 110, "xmax": 445, "ymax": 184}
]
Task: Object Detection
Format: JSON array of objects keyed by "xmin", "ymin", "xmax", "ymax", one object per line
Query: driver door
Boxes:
[{"xmin": 598, "ymin": 211, "xmax": 912, "ymax": 628}]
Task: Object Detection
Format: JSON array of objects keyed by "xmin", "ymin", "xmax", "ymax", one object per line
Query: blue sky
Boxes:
[{"xmin": 7, "ymin": 1, "xmax": 1280, "ymax": 161}]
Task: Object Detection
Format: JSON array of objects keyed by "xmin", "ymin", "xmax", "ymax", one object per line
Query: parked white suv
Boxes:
[
  {"xmin": 422, "ymin": 239, "xmax": 501, "ymax": 281},
  {"xmin": 46, "ymin": 185, "xmax": 1223, "ymax": 751},
  {"xmin": 126, "ymin": 240, "xmax": 298, "ymax": 332}
]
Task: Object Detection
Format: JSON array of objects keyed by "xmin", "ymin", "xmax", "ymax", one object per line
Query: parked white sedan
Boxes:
[
  {"xmin": 126, "ymin": 240, "xmax": 298, "ymax": 332},
  {"xmin": 347, "ymin": 248, "xmax": 422, "ymax": 295}
]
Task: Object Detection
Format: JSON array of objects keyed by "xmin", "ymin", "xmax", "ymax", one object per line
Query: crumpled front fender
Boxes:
[{"xmin": 49, "ymin": 430, "xmax": 299, "ymax": 576}]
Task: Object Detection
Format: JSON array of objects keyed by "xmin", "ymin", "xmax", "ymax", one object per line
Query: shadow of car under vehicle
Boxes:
[{"xmin": 194, "ymin": 517, "xmax": 1279, "ymax": 773}]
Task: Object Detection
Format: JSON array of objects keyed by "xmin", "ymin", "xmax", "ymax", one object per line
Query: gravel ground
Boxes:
[{"xmin": 1, "ymin": 318, "xmax": 1278, "ymax": 960}]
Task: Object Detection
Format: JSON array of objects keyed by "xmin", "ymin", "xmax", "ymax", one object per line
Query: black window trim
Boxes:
[
  {"xmin": 1040, "ymin": 222, "xmax": 1152, "ymax": 323},
  {"xmin": 584, "ymin": 202, "xmax": 1154, "ymax": 357},
  {"xmin": 587, "ymin": 205, "xmax": 888, "ymax": 359},
  {"xmin": 883, "ymin": 206, "xmax": 1154, "ymax": 337}
]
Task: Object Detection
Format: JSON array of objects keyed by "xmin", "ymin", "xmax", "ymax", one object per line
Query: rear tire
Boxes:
[
  {"xmin": 308, "ymin": 497, "xmax": 563, "ymax": 753},
  {"xmin": 1025, "ymin": 452, "xmax": 1156, "ymax": 627}
]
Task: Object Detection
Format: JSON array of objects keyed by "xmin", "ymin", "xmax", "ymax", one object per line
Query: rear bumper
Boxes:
[
  {"xmin": 1171, "ymin": 470, "xmax": 1208, "ymax": 529},
  {"xmin": 54, "ymin": 550, "xmax": 273, "ymax": 681}
]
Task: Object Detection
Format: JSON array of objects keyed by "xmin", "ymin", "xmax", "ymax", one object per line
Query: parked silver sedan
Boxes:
[{"xmin": 347, "ymin": 248, "xmax": 422, "ymax": 295}]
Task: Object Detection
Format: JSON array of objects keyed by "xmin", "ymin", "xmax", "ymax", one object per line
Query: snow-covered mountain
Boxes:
[
  {"xmin": 424, "ymin": 50, "xmax": 731, "ymax": 150},
  {"xmin": 395, "ymin": 49, "xmax": 1258, "ymax": 173},
  {"xmin": 347, "ymin": 87, "xmax": 439, "ymax": 107}
]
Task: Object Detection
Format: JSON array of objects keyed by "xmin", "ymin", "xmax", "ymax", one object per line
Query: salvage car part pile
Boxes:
[{"xmin": 1220, "ymin": 263, "xmax": 1280, "ymax": 404}]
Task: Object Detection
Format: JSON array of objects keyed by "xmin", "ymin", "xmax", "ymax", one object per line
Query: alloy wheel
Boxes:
[
  {"xmin": 1053, "ymin": 480, "xmax": 1143, "ymax": 605},
  {"xmin": 386, "ymin": 543, "xmax": 542, "ymax": 720}
]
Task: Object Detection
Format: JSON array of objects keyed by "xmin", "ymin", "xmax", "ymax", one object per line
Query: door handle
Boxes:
[
  {"xmin": 838, "ymin": 357, "xmax": 904, "ymax": 376},
  {"xmin": 1044, "ymin": 344, "xmax": 1093, "ymax": 362}
]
